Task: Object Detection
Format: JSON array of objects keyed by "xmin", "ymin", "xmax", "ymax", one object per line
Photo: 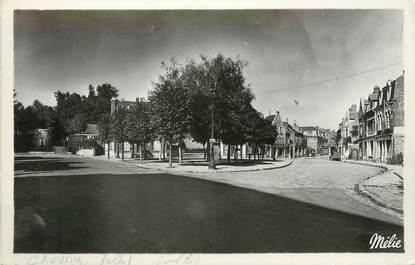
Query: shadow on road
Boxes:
[
  {"xmin": 14, "ymin": 158, "xmax": 87, "ymax": 173},
  {"xmin": 14, "ymin": 173, "xmax": 404, "ymax": 253}
]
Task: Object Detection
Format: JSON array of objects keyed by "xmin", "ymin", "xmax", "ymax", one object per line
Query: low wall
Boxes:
[{"xmin": 76, "ymin": 148, "xmax": 95, "ymax": 156}]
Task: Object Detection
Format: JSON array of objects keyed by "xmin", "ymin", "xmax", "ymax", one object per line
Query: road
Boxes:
[{"xmin": 14, "ymin": 155, "xmax": 403, "ymax": 253}]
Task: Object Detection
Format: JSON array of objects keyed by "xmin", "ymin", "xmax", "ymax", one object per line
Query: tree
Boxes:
[
  {"xmin": 54, "ymin": 91, "xmax": 83, "ymax": 138},
  {"xmin": 96, "ymin": 83, "xmax": 119, "ymax": 117},
  {"xmin": 183, "ymin": 54, "xmax": 253, "ymax": 164},
  {"xmin": 149, "ymin": 58, "xmax": 192, "ymax": 167},
  {"xmin": 97, "ymin": 113, "xmax": 112, "ymax": 159},
  {"xmin": 243, "ymin": 109, "xmax": 277, "ymax": 160},
  {"xmin": 126, "ymin": 98, "xmax": 155, "ymax": 162},
  {"xmin": 182, "ymin": 59, "xmax": 213, "ymax": 159},
  {"xmin": 66, "ymin": 114, "xmax": 86, "ymax": 134},
  {"xmin": 110, "ymin": 107, "xmax": 129, "ymax": 160}
]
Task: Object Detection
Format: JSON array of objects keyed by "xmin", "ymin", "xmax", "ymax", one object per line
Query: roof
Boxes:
[
  {"xmin": 83, "ymin": 123, "xmax": 99, "ymax": 134},
  {"xmin": 264, "ymin": 115, "xmax": 275, "ymax": 122},
  {"xmin": 300, "ymin": 126, "xmax": 318, "ymax": 131}
]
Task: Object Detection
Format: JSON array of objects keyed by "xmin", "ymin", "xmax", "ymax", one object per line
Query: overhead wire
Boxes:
[{"xmin": 260, "ymin": 61, "xmax": 403, "ymax": 94}]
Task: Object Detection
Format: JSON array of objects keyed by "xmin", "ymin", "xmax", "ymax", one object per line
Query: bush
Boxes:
[
  {"xmin": 387, "ymin": 152, "xmax": 403, "ymax": 165},
  {"xmin": 65, "ymin": 135, "xmax": 98, "ymax": 153}
]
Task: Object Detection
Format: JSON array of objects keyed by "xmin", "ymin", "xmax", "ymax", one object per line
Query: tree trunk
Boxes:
[
  {"xmin": 178, "ymin": 145, "xmax": 182, "ymax": 164},
  {"xmin": 143, "ymin": 142, "xmax": 147, "ymax": 160},
  {"xmin": 158, "ymin": 139, "xmax": 162, "ymax": 161},
  {"xmin": 168, "ymin": 140, "xmax": 173, "ymax": 168},
  {"xmin": 163, "ymin": 139, "xmax": 166, "ymax": 160},
  {"xmin": 206, "ymin": 142, "xmax": 211, "ymax": 163},
  {"xmin": 227, "ymin": 144, "xmax": 231, "ymax": 164},
  {"xmin": 139, "ymin": 144, "xmax": 143, "ymax": 163},
  {"xmin": 203, "ymin": 143, "xmax": 206, "ymax": 159},
  {"xmin": 107, "ymin": 141, "xmax": 110, "ymax": 159},
  {"xmin": 131, "ymin": 143, "xmax": 135, "ymax": 159},
  {"xmin": 240, "ymin": 145, "xmax": 243, "ymax": 160},
  {"xmin": 116, "ymin": 142, "xmax": 120, "ymax": 158},
  {"xmin": 121, "ymin": 142, "xmax": 124, "ymax": 160}
]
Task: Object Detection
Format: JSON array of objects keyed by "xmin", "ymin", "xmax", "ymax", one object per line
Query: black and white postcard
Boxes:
[{"xmin": 1, "ymin": 1, "xmax": 414, "ymax": 265}]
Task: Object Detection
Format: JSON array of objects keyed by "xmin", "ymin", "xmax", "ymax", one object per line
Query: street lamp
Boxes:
[{"xmin": 208, "ymin": 85, "xmax": 216, "ymax": 169}]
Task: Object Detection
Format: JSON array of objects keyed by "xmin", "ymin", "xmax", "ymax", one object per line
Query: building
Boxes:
[
  {"xmin": 301, "ymin": 126, "xmax": 324, "ymax": 156},
  {"xmin": 268, "ymin": 111, "xmax": 306, "ymax": 158},
  {"xmin": 357, "ymin": 74, "xmax": 404, "ymax": 163},
  {"xmin": 337, "ymin": 104, "xmax": 359, "ymax": 159},
  {"xmin": 33, "ymin": 129, "xmax": 51, "ymax": 148},
  {"xmin": 326, "ymin": 129, "xmax": 338, "ymax": 156}
]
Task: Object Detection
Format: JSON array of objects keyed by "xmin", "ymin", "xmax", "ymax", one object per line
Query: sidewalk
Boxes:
[
  {"xmin": 88, "ymin": 155, "xmax": 293, "ymax": 173},
  {"xmin": 343, "ymin": 159, "xmax": 403, "ymax": 215}
]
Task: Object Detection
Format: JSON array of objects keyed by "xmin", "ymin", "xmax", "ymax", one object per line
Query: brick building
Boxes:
[{"xmin": 349, "ymin": 74, "xmax": 404, "ymax": 163}]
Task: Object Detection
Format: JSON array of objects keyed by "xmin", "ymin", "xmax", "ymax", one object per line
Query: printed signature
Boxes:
[{"xmin": 369, "ymin": 233, "xmax": 402, "ymax": 250}]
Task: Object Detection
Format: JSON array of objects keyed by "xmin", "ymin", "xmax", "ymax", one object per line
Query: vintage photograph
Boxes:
[{"xmin": 13, "ymin": 9, "xmax": 404, "ymax": 253}]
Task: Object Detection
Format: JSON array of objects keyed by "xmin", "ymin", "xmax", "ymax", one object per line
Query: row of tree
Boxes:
[
  {"xmin": 14, "ymin": 53, "xmax": 277, "ymax": 164},
  {"xmin": 98, "ymin": 54, "xmax": 277, "ymax": 166},
  {"xmin": 14, "ymin": 84, "xmax": 119, "ymax": 151}
]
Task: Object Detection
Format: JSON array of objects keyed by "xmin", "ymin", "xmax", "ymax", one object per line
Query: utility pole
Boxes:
[{"xmin": 208, "ymin": 85, "xmax": 216, "ymax": 169}]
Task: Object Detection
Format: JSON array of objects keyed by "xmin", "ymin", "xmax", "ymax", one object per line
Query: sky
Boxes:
[{"xmin": 14, "ymin": 10, "xmax": 403, "ymax": 129}]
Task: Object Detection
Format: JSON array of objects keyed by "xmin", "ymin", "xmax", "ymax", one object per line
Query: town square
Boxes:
[{"xmin": 12, "ymin": 9, "xmax": 404, "ymax": 253}]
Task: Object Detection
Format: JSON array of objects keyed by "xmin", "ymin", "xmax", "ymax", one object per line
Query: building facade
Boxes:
[
  {"xmin": 337, "ymin": 104, "xmax": 359, "ymax": 159},
  {"xmin": 357, "ymin": 74, "xmax": 404, "ymax": 163},
  {"xmin": 301, "ymin": 126, "xmax": 324, "ymax": 156},
  {"xmin": 270, "ymin": 111, "xmax": 306, "ymax": 158},
  {"xmin": 33, "ymin": 129, "xmax": 51, "ymax": 148}
]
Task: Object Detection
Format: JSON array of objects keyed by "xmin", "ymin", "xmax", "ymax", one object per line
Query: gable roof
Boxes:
[{"xmin": 84, "ymin": 123, "xmax": 99, "ymax": 134}]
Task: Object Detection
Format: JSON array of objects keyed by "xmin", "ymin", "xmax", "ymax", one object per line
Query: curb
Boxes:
[
  {"xmin": 341, "ymin": 159, "xmax": 388, "ymax": 172},
  {"xmin": 82, "ymin": 155, "xmax": 293, "ymax": 173},
  {"xmin": 354, "ymin": 182, "xmax": 403, "ymax": 215},
  {"xmin": 393, "ymin": 171, "xmax": 403, "ymax": 180},
  {"xmin": 125, "ymin": 159, "xmax": 294, "ymax": 173},
  {"xmin": 343, "ymin": 160, "xmax": 403, "ymax": 216}
]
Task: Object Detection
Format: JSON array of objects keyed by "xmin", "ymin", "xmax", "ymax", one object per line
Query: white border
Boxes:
[{"xmin": 1, "ymin": 1, "xmax": 415, "ymax": 264}]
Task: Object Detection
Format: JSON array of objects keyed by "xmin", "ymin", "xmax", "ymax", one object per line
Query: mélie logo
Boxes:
[{"xmin": 369, "ymin": 233, "xmax": 402, "ymax": 250}]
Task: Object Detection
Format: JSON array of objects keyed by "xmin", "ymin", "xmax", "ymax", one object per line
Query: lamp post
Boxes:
[{"xmin": 208, "ymin": 85, "xmax": 216, "ymax": 169}]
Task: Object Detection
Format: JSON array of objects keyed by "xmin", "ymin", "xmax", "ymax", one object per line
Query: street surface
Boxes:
[{"xmin": 14, "ymin": 155, "xmax": 403, "ymax": 253}]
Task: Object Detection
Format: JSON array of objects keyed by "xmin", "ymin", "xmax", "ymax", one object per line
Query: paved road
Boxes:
[
  {"xmin": 182, "ymin": 158, "xmax": 402, "ymax": 225},
  {"xmin": 14, "ymin": 155, "xmax": 403, "ymax": 253}
]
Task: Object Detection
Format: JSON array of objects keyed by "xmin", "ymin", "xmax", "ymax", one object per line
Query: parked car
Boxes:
[{"xmin": 330, "ymin": 151, "xmax": 341, "ymax": 161}]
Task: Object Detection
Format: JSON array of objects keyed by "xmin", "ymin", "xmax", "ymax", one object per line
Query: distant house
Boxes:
[
  {"xmin": 267, "ymin": 111, "xmax": 306, "ymax": 159},
  {"xmin": 33, "ymin": 128, "xmax": 51, "ymax": 148},
  {"xmin": 68, "ymin": 123, "xmax": 102, "ymax": 156},
  {"xmin": 76, "ymin": 123, "xmax": 99, "ymax": 139}
]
